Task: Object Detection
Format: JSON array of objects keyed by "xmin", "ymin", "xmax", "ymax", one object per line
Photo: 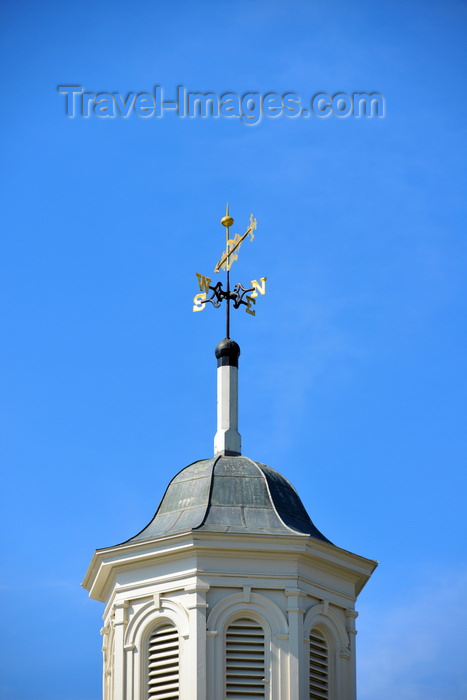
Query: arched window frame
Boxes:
[
  {"xmin": 303, "ymin": 604, "xmax": 350, "ymax": 700},
  {"xmin": 207, "ymin": 592, "xmax": 288, "ymax": 700},
  {"xmin": 124, "ymin": 598, "xmax": 189, "ymax": 700}
]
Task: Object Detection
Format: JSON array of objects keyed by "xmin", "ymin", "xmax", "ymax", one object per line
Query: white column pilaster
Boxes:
[
  {"xmin": 185, "ymin": 583, "xmax": 210, "ymax": 700},
  {"xmin": 112, "ymin": 601, "xmax": 129, "ymax": 700},
  {"xmin": 101, "ymin": 625, "xmax": 110, "ymax": 700},
  {"xmin": 286, "ymin": 588, "xmax": 306, "ymax": 700},
  {"xmin": 344, "ymin": 609, "xmax": 358, "ymax": 700}
]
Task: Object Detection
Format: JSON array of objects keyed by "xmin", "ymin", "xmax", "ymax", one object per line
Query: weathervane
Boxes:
[{"xmin": 192, "ymin": 205, "xmax": 267, "ymax": 338}]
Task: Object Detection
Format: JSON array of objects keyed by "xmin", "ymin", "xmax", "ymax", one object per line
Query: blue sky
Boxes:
[{"xmin": 1, "ymin": 1, "xmax": 466, "ymax": 698}]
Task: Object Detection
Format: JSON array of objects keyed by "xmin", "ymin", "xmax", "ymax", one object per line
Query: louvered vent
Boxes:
[
  {"xmin": 148, "ymin": 624, "xmax": 179, "ymax": 700},
  {"xmin": 226, "ymin": 618, "xmax": 266, "ymax": 698},
  {"xmin": 309, "ymin": 629, "xmax": 329, "ymax": 700}
]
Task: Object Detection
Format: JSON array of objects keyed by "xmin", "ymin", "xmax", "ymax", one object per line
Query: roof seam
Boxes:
[{"xmin": 192, "ymin": 453, "xmax": 223, "ymax": 532}]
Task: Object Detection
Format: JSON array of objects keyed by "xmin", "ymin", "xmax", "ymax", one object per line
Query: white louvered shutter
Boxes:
[
  {"xmin": 309, "ymin": 629, "xmax": 329, "ymax": 700},
  {"xmin": 148, "ymin": 624, "xmax": 179, "ymax": 700},
  {"xmin": 225, "ymin": 618, "xmax": 266, "ymax": 698}
]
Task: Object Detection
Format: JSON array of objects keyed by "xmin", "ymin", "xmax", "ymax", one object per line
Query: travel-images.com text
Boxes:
[{"xmin": 58, "ymin": 86, "xmax": 385, "ymax": 124}]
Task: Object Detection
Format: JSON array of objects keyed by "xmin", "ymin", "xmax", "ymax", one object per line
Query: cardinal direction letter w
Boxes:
[{"xmin": 196, "ymin": 272, "xmax": 212, "ymax": 293}]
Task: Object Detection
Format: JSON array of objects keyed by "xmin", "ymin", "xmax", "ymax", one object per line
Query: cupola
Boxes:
[{"xmin": 83, "ymin": 208, "xmax": 376, "ymax": 700}]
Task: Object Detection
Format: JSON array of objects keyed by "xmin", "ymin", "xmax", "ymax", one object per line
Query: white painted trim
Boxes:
[
  {"xmin": 207, "ymin": 591, "xmax": 288, "ymax": 635},
  {"xmin": 125, "ymin": 599, "xmax": 189, "ymax": 700},
  {"xmin": 84, "ymin": 530, "xmax": 376, "ymax": 604},
  {"xmin": 207, "ymin": 592, "xmax": 288, "ymax": 700},
  {"xmin": 304, "ymin": 603, "xmax": 351, "ymax": 700},
  {"xmin": 125, "ymin": 598, "xmax": 190, "ymax": 648}
]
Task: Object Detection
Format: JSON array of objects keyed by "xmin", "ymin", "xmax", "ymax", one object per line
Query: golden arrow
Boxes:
[{"xmin": 214, "ymin": 211, "xmax": 257, "ymax": 273}]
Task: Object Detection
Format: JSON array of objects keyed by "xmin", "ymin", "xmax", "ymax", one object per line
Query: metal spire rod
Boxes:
[{"xmin": 221, "ymin": 203, "xmax": 234, "ymax": 338}]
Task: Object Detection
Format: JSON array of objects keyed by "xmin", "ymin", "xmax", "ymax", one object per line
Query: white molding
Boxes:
[
  {"xmin": 304, "ymin": 603, "xmax": 349, "ymax": 651},
  {"xmin": 130, "ymin": 599, "xmax": 189, "ymax": 700},
  {"xmin": 207, "ymin": 591, "xmax": 288, "ymax": 636},
  {"xmin": 207, "ymin": 592, "xmax": 288, "ymax": 700},
  {"xmin": 125, "ymin": 597, "xmax": 189, "ymax": 648},
  {"xmin": 84, "ymin": 530, "xmax": 377, "ymax": 603},
  {"xmin": 304, "ymin": 603, "xmax": 353, "ymax": 700}
]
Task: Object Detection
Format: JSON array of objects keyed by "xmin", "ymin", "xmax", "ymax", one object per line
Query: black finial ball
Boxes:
[{"xmin": 215, "ymin": 339, "xmax": 241, "ymax": 368}]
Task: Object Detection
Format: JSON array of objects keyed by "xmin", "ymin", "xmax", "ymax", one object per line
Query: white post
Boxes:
[
  {"xmin": 345, "ymin": 609, "xmax": 358, "ymax": 700},
  {"xmin": 185, "ymin": 583, "xmax": 210, "ymax": 699},
  {"xmin": 286, "ymin": 588, "xmax": 306, "ymax": 699},
  {"xmin": 214, "ymin": 339, "xmax": 241, "ymax": 456},
  {"xmin": 112, "ymin": 601, "xmax": 129, "ymax": 700}
]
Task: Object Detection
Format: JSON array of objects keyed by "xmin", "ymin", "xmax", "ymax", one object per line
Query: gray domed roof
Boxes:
[{"xmin": 126, "ymin": 455, "xmax": 332, "ymax": 544}]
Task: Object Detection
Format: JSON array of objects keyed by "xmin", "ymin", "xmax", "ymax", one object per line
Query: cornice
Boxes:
[{"xmin": 83, "ymin": 528, "xmax": 377, "ymax": 602}]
